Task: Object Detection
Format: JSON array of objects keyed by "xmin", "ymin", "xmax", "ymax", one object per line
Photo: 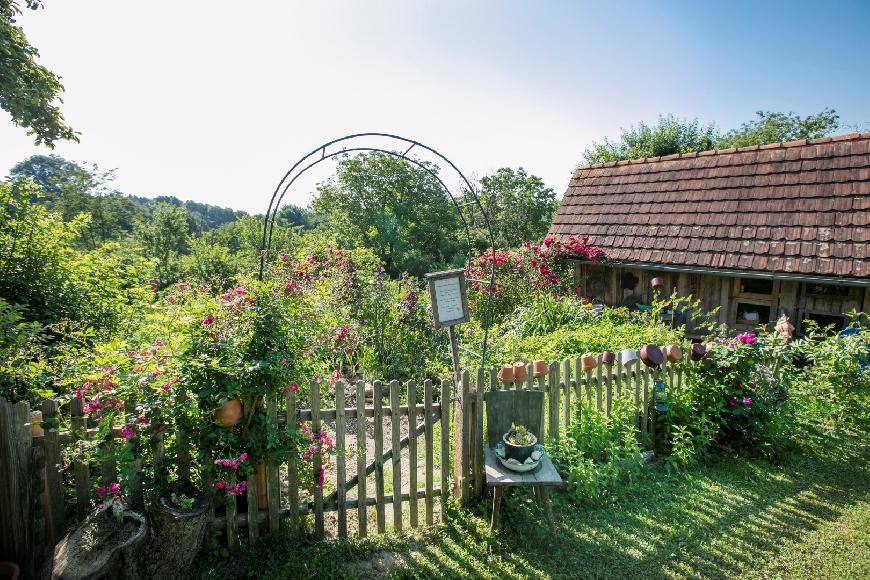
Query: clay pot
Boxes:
[
  {"xmin": 581, "ymin": 353, "xmax": 597, "ymax": 372},
  {"xmin": 497, "ymin": 364, "xmax": 514, "ymax": 383},
  {"xmin": 532, "ymin": 360, "xmax": 549, "ymax": 378},
  {"xmin": 665, "ymin": 344, "xmax": 682, "ymax": 363},
  {"xmin": 512, "ymin": 363, "xmax": 528, "ymax": 382},
  {"xmin": 619, "ymin": 348, "xmax": 639, "ymax": 366},
  {"xmin": 690, "ymin": 343, "xmax": 707, "ymax": 361},
  {"xmin": 31, "ymin": 410, "xmax": 44, "ymax": 437},
  {"xmin": 213, "ymin": 399, "xmax": 243, "ymax": 428},
  {"xmin": 601, "ymin": 351, "xmax": 615, "ymax": 365},
  {"xmin": 650, "ymin": 276, "xmax": 665, "ymax": 289},
  {"xmin": 640, "ymin": 344, "xmax": 664, "ymax": 368}
]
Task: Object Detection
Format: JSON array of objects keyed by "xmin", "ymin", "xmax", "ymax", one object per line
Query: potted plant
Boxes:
[{"xmin": 502, "ymin": 423, "xmax": 538, "ymax": 463}]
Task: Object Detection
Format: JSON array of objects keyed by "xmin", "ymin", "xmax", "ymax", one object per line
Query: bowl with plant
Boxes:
[{"xmin": 502, "ymin": 423, "xmax": 538, "ymax": 463}]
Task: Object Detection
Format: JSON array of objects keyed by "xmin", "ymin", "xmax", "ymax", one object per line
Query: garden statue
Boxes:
[{"xmin": 776, "ymin": 314, "xmax": 795, "ymax": 344}]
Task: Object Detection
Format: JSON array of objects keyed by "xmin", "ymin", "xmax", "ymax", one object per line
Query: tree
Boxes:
[
  {"xmin": 133, "ymin": 202, "xmax": 191, "ymax": 287},
  {"xmin": 310, "ymin": 152, "xmax": 463, "ymax": 277},
  {"xmin": 1, "ymin": 0, "xmax": 77, "ymax": 146},
  {"xmin": 583, "ymin": 115, "xmax": 718, "ymax": 165},
  {"xmin": 467, "ymin": 167, "xmax": 558, "ymax": 249},
  {"xmin": 717, "ymin": 109, "xmax": 840, "ymax": 149}
]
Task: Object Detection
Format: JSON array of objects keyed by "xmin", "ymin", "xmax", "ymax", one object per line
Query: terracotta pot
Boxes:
[
  {"xmin": 512, "ymin": 362, "xmax": 528, "ymax": 382},
  {"xmin": 650, "ymin": 276, "xmax": 665, "ymax": 289},
  {"xmin": 581, "ymin": 353, "xmax": 597, "ymax": 372},
  {"xmin": 256, "ymin": 463, "xmax": 268, "ymax": 509},
  {"xmin": 640, "ymin": 344, "xmax": 664, "ymax": 368},
  {"xmin": 213, "ymin": 399, "xmax": 243, "ymax": 427},
  {"xmin": 601, "ymin": 351, "xmax": 615, "ymax": 365},
  {"xmin": 497, "ymin": 364, "xmax": 514, "ymax": 383},
  {"xmin": 619, "ymin": 348, "xmax": 639, "ymax": 366},
  {"xmin": 665, "ymin": 344, "xmax": 682, "ymax": 363},
  {"xmin": 31, "ymin": 410, "xmax": 44, "ymax": 437},
  {"xmin": 690, "ymin": 343, "xmax": 707, "ymax": 361},
  {"xmin": 532, "ymin": 360, "xmax": 549, "ymax": 378}
]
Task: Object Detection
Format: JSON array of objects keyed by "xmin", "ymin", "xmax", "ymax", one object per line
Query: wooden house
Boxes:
[{"xmin": 550, "ymin": 133, "xmax": 870, "ymax": 335}]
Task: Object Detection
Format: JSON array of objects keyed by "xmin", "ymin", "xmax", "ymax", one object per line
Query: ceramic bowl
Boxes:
[
  {"xmin": 665, "ymin": 344, "xmax": 682, "ymax": 362},
  {"xmin": 690, "ymin": 343, "xmax": 707, "ymax": 361},
  {"xmin": 619, "ymin": 348, "xmax": 639, "ymax": 366},
  {"xmin": 640, "ymin": 344, "xmax": 664, "ymax": 367},
  {"xmin": 601, "ymin": 351, "xmax": 615, "ymax": 365}
]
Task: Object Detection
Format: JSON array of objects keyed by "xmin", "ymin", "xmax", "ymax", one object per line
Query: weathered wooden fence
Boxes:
[{"xmin": 1, "ymin": 346, "xmax": 689, "ymax": 573}]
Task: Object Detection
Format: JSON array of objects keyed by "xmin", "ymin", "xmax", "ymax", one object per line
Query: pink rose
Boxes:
[{"xmin": 742, "ymin": 397, "xmax": 753, "ymax": 405}]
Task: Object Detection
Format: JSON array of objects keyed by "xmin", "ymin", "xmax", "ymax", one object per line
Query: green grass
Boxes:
[{"xmin": 197, "ymin": 420, "xmax": 869, "ymax": 579}]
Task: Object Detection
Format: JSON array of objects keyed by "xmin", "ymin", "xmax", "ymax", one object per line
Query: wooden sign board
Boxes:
[{"xmin": 425, "ymin": 269, "xmax": 469, "ymax": 328}]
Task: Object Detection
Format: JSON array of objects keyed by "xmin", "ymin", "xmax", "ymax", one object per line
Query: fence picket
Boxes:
[
  {"xmin": 246, "ymin": 462, "xmax": 259, "ymax": 545},
  {"xmin": 595, "ymin": 358, "xmax": 603, "ymax": 412},
  {"xmin": 605, "ymin": 356, "xmax": 613, "ymax": 417},
  {"xmin": 42, "ymin": 400, "xmax": 65, "ymax": 544},
  {"xmin": 335, "ymin": 382, "xmax": 347, "ymax": 538},
  {"xmin": 373, "ymin": 380, "xmax": 386, "ymax": 533},
  {"xmin": 355, "ymin": 380, "xmax": 367, "ymax": 537},
  {"xmin": 641, "ymin": 365, "xmax": 650, "ymax": 435},
  {"xmin": 286, "ymin": 387, "xmax": 299, "ymax": 534},
  {"xmin": 548, "ymin": 362, "xmax": 559, "ymax": 439},
  {"xmin": 562, "ymin": 359, "xmax": 571, "ymax": 430},
  {"xmin": 70, "ymin": 397, "xmax": 90, "ymax": 520},
  {"xmin": 615, "ymin": 351, "xmax": 623, "ymax": 399},
  {"xmin": 424, "ymin": 380, "xmax": 434, "ymax": 526},
  {"xmin": 474, "ymin": 368, "xmax": 484, "ymax": 500},
  {"xmin": 390, "ymin": 380, "xmax": 403, "ymax": 531},
  {"xmin": 440, "ymin": 379, "xmax": 450, "ymax": 508},
  {"xmin": 312, "ymin": 379, "xmax": 324, "ymax": 539},
  {"xmin": 407, "ymin": 379, "xmax": 418, "ymax": 528},
  {"xmin": 226, "ymin": 493, "xmax": 239, "ymax": 553}
]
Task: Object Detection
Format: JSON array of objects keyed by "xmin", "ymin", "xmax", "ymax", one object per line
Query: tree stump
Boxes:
[
  {"xmin": 143, "ymin": 493, "xmax": 209, "ymax": 579},
  {"xmin": 52, "ymin": 508, "xmax": 147, "ymax": 580}
]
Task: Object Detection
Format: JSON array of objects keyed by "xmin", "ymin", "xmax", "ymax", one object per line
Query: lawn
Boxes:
[{"xmin": 197, "ymin": 419, "xmax": 869, "ymax": 579}]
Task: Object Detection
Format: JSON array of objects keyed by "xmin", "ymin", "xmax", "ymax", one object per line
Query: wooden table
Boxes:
[{"xmin": 485, "ymin": 446, "xmax": 562, "ymax": 530}]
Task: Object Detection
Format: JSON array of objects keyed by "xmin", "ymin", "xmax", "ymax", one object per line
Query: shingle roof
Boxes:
[{"xmin": 550, "ymin": 133, "xmax": 870, "ymax": 280}]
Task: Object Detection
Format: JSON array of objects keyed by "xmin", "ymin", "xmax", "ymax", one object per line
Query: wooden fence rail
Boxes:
[{"xmin": 2, "ymin": 346, "xmax": 691, "ymax": 572}]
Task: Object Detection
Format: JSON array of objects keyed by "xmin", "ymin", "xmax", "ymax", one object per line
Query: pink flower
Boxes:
[
  {"xmin": 198, "ymin": 285, "xmax": 208, "ymax": 293},
  {"xmin": 154, "ymin": 339, "xmax": 165, "ymax": 347},
  {"xmin": 728, "ymin": 399, "xmax": 737, "ymax": 407},
  {"xmin": 177, "ymin": 283, "xmax": 189, "ymax": 290},
  {"xmin": 742, "ymin": 397, "xmax": 753, "ymax": 405},
  {"xmin": 201, "ymin": 314, "xmax": 214, "ymax": 326},
  {"xmin": 239, "ymin": 452, "xmax": 248, "ymax": 462},
  {"xmin": 737, "ymin": 332, "xmax": 757, "ymax": 345},
  {"xmin": 120, "ymin": 424, "xmax": 136, "ymax": 439},
  {"xmin": 214, "ymin": 481, "xmax": 227, "ymax": 490},
  {"xmin": 315, "ymin": 468, "xmax": 325, "ymax": 489},
  {"xmin": 282, "ymin": 386, "xmax": 289, "ymax": 395},
  {"xmin": 280, "ymin": 357, "xmax": 288, "ymax": 364},
  {"xmin": 166, "ymin": 295, "xmax": 177, "ymax": 303},
  {"xmin": 137, "ymin": 415, "xmax": 148, "ymax": 424},
  {"xmin": 108, "ymin": 482, "xmax": 121, "ymax": 495},
  {"xmin": 97, "ymin": 485, "xmax": 106, "ymax": 497},
  {"xmin": 291, "ymin": 384, "xmax": 299, "ymax": 392}
]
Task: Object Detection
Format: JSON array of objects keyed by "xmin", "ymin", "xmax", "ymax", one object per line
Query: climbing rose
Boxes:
[
  {"xmin": 201, "ymin": 314, "xmax": 214, "ymax": 326},
  {"xmin": 742, "ymin": 397, "xmax": 753, "ymax": 405},
  {"xmin": 737, "ymin": 332, "xmax": 757, "ymax": 345},
  {"xmin": 108, "ymin": 482, "xmax": 121, "ymax": 495}
]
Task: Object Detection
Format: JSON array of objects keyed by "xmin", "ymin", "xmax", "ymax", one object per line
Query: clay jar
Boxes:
[
  {"xmin": 532, "ymin": 360, "xmax": 549, "ymax": 378},
  {"xmin": 213, "ymin": 399, "xmax": 243, "ymax": 428},
  {"xmin": 619, "ymin": 348, "xmax": 639, "ymax": 366},
  {"xmin": 640, "ymin": 344, "xmax": 664, "ymax": 368},
  {"xmin": 512, "ymin": 362, "xmax": 528, "ymax": 382},
  {"xmin": 650, "ymin": 276, "xmax": 665, "ymax": 289},
  {"xmin": 581, "ymin": 353, "xmax": 597, "ymax": 372},
  {"xmin": 497, "ymin": 364, "xmax": 514, "ymax": 383},
  {"xmin": 690, "ymin": 343, "xmax": 707, "ymax": 361},
  {"xmin": 665, "ymin": 344, "xmax": 683, "ymax": 363},
  {"xmin": 601, "ymin": 351, "xmax": 615, "ymax": 365}
]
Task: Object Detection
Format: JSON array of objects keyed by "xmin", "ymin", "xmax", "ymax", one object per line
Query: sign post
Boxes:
[{"xmin": 425, "ymin": 268, "xmax": 470, "ymax": 500}]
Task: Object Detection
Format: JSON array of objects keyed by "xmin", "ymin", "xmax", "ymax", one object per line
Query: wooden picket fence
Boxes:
[{"xmin": 1, "ymin": 346, "xmax": 689, "ymax": 572}]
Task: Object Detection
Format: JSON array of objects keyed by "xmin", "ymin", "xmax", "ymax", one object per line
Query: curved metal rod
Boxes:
[{"xmin": 260, "ymin": 133, "xmax": 497, "ymax": 367}]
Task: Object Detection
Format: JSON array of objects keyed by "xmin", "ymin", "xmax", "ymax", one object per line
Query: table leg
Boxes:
[
  {"xmin": 490, "ymin": 487, "xmax": 503, "ymax": 530},
  {"xmin": 540, "ymin": 486, "xmax": 554, "ymax": 531}
]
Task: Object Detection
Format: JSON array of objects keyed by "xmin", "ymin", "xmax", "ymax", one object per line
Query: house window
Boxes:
[
  {"xmin": 739, "ymin": 278, "xmax": 774, "ymax": 295},
  {"xmin": 735, "ymin": 302, "xmax": 771, "ymax": 326},
  {"xmin": 805, "ymin": 284, "xmax": 851, "ymax": 297}
]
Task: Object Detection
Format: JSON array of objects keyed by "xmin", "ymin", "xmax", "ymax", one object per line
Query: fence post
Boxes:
[
  {"xmin": 42, "ymin": 399, "xmax": 65, "ymax": 545},
  {"xmin": 407, "ymin": 379, "xmax": 418, "ymax": 528},
  {"xmin": 474, "ymin": 367, "xmax": 484, "ymax": 501},
  {"xmin": 439, "ymin": 379, "xmax": 450, "ymax": 510},
  {"xmin": 548, "ymin": 363, "xmax": 560, "ymax": 440},
  {"xmin": 0, "ymin": 398, "xmax": 36, "ymax": 577}
]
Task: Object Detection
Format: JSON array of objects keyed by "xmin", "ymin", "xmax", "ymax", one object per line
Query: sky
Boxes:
[{"xmin": 2, "ymin": 0, "xmax": 869, "ymax": 214}]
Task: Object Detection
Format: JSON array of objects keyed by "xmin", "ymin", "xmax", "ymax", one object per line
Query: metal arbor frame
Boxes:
[{"xmin": 258, "ymin": 132, "xmax": 496, "ymax": 368}]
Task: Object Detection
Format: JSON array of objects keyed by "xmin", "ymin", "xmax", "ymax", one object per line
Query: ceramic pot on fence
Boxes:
[
  {"xmin": 497, "ymin": 364, "xmax": 514, "ymax": 383},
  {"xmin": 143, "ymin": 492, "xmax": 209, "ymax": 579},
  {"xmin": 581, "ymin": 353, "xmax": 597, "ymax": 372},
  {"xmin": 213, "ymin": 399, "xmax": 242, "ymax": 428},
  {"xmin": 532, "ymin": 360, "xmax": 549, "ymax": 378},
  {"xmin": 512, "ymin": 363, "xmax": 528, "ymax": 382},
  {"xmin": 31, "ymin": 411, "xmax": 44, "ymax": 437},
  {"xmin": 640, "ymin": 345, "xmax": 664, "ymax": 368},
  {"xmin": 601, "ymin": 351, "xmax": 615, "ymax": 365},
  {"xmin": 619, "ymin": 348, "xmax": 639, "ymax": 367},
  {"xmin": 665, "ymin": 344, "xmax": 683, "ymax": 363},
  {"xmin": 690, "ymin": 343, "xmax": 707, "ymax": 361},
  {"xmin": 651, "ymin": 276, "xmax": 665, "ymax": 289}
]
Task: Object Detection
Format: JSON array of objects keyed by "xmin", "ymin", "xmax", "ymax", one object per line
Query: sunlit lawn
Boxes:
[{"xmin": 198, "ymin": 420, "xmax": 869, "ymax": 579}]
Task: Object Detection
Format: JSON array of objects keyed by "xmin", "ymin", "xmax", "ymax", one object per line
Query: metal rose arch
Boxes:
[{"xmin": 258, "ymin": 132, "xmax": 497, "ymax": 367}]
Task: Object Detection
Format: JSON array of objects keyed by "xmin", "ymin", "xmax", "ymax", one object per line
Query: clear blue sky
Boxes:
[{"xmin": 2, "ymin": 0, "xmax": 868, "ymax": 213}]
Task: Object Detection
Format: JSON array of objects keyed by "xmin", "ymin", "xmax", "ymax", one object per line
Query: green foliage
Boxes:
[
  {"xmin": 505, "ymin": 423, "xmax": 535, "ymax": 446},
  {"xmin": 0, "ymin": 298, "xmax": 48, "ymax": 403},
  {"xmin": 0, "ymin": 0, "xmax": 78, "ymax": 146},
  {"xmin": 583, "ymin": 114, "xmax": 718, "ymax": 164},
  {"xmin": 134, "ymin": 203, "xmax": 192, "ymax": 288},
  {"xmin": 467, "ymin": 167, "xmax": 558, "ymax": 249},
  {"xmin": 310, "ymin": 152, "xmax": 464, "ymax": 277},
  {"xmin": 501, "ymin": 293, "xmax": 599, "ymax": 337},
  {"xmin": 717, "ymin": 109, "xmax": 840, "ymax": 148}
]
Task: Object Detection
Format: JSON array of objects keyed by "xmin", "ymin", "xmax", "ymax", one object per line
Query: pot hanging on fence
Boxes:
[
  {"xmin": 650, "ymin": 276, "xmax": 665, "ymax": 289},
  {"xmin": 532, "ymin": 360, "xmax": 549, "ymax": 378},
  {"xmin": 31, "ymin": 411, "xmax": 44, "ymax": 437},
  {"xmin": 640, "ymin": 345, "xmax": 664, "ymax": 368},
  {"xmin": 665, "ymin": 344, "xmax": 682, "ymax": 363},
  {"xmin": 512, "ymin": 362, "xmax": 528, "ymax": 382},
  {"xmin": 601, "ymin": 351, "xmax": 615, "ymax": 365},
  {"xmin": 690, "ymin": 343, "xmax": 707, "ymax": 361},
  {"xmin": 213, "ymin": 399, "xmax": 243, "ymax": 428},
  {"xmin": 581, "ymin": 353, "xmax": 597, "ymax": 372},
  {"xmin": 619, "ymin": 348, "xmax": 639, "ymax": 367},
  {"xmin": 497, "ymin": 364, "xmax": 514, "ymax": 383}
]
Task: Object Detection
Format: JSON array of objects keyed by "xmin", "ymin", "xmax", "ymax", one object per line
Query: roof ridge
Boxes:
[{"xmin": 576, "ymin": 131, "xmax": 870, "ymax": 170}]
